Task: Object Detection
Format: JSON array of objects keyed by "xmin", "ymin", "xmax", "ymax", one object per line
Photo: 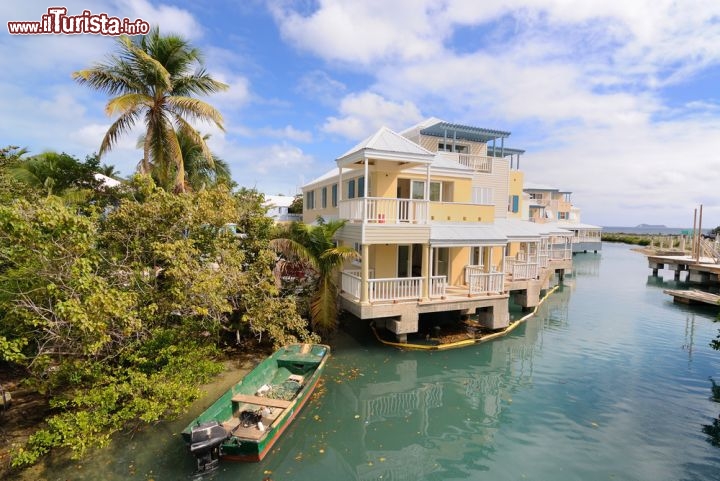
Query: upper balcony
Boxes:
[
  {"xmin": 340, "ymin": 197, "xmax": 429, "ymax": 224},
  {"xmin": 436, "ymin": 151, "xmax": 493, "ymax": 173},
  {"xmin": 339, "ymin": 198, "xmax": 494, "ymax": 224}
]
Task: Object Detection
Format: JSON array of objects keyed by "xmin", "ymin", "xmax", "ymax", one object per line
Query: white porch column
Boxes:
[
  {"xmin": 338, "ymin": 166, "xmax": 343, "ymax": 203},
  {"xmin": 422, "ymin": 243, "xmax": 430, "ymax": 300},
  {"xmin": 360, "ymin": 244, "xmax": 370, "ymax": 304},
  {"xmin": 362, "ymin": 158, "xmax": 369, "ymax": 224},
  {"xmin": 425, "ymin": 164, "xmax": 430, "ymax": 200}
]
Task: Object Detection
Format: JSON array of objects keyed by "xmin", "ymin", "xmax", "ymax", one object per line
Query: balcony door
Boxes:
[
  {"xmin": 398, "ymin": 244, "xmax": 423, "ymax": 278},
  {"xmin": 433, "ymin": 247, "xmax": 449, "ymax": 278}
]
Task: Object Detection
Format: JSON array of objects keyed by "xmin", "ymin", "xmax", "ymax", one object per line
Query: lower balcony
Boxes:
[
  {"xmin": 504, "ymin": 258, "xmax": 539, "ymax": 280},
  {"xmin": 341, "ymin": 271, "xmax": 447, "ymax": 302},
  {"xmin": 341, "ymin": 268, "xmax": 505, "ymax": 303}
]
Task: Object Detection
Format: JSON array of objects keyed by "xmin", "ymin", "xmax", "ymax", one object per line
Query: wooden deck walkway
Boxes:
[{"xmin": 663, "ymin": 289, "xmax": 720, "ymax": 307}]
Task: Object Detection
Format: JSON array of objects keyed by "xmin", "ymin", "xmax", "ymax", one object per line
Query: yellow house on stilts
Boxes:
[{"xmin": 301, "ymin": 119, "xmax": 575, "ymax": 342}]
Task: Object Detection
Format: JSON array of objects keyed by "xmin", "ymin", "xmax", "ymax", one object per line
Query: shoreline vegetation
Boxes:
[{"xmin": 602, "ymin": 232, "xmax": 718, "ymax": 252}]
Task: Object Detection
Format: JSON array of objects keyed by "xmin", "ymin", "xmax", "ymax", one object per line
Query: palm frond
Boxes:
[
  {"xmin": 310, "ymin": 276, "xmax": 338, "ymax": 333},
  {"xmin": 105, "ymin": 93, "xmax": 152, "ymax": 116},
  {"xmin": 167, "ymin": 96, "xmax": 225, "ymax": 130},
  {"xmin": 121, "ymin": 35, "xmax": 172, "ymax": 93},
  {"xmin": 269, "ymin": 238, "xmax": 320, "ymax": 272},
  {"xmin": 99, "ymin": 109, "xmax": 142, "ymax": 156},
  {"xmin": 173, "ymin": 71, "xmax": 229, "ymax": 96},
  {"xmin": 175, "ymin": 118, "xmax": 214, "ymax": 169}
]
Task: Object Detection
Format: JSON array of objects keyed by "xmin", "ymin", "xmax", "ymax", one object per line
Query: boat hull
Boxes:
[{"xmin": 181, "ymin": 343, "xmax": 330, "ymax": 467}]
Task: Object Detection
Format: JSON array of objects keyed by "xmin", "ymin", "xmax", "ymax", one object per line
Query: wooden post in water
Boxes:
[
  {"xmin": 697, "ymin": 204, "xmax": 704, "ymax": 261},
  {"xmin": 692, "ymin": 208, "xmax": 698, "ymax": 259}
]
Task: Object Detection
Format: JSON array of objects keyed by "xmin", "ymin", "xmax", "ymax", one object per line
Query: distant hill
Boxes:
[{"xmin": 636, "ymin": 223, "xmax": 667, "ymax": 228}]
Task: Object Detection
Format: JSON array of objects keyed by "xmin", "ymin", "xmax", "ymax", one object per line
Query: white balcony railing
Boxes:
[
  {"xmin": 341, "ymin": 270, "xmax": 361, "ymax": 299},
  {"xmin": 457, "ymin": 154, "xmax": 492, "ymax": 173},
  {"xmin": 464, "ymin": 264, "xmax": 484, "ymax": 283},
  {"xmin": 468, "ymin": 271, "xmax": 505, "ymax": 295},
  {"xmin": 369, "ymin": 277, "xmax": 422, "ymax": 302},
  {"xmin": 504, "ymin": 258, "xmax": 539, "ymax": 280},
  {"xmin": 339, "ymin": 198, "xmax": 429, "ymax": 224},
  {"xmin": 538, "ymin": 253, "xmax": 549, "ymax": 268},
  {"xmin": 430, "ymin": 276, "xmax": 447, "ymax": 298},
  {"xmin": 341, "ymin": 272, "xmax": 447, "ymax": 302}
]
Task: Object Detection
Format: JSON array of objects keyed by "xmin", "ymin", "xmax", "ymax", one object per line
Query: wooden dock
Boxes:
[{"xmin": 663, "ymin": 289, "xmax": 720, "ymax": 307}]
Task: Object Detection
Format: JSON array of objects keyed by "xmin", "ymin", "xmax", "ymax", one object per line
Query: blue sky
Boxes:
[{"xmin": 2, "ymin": 0, "xmax": 720, "ymax": 227}]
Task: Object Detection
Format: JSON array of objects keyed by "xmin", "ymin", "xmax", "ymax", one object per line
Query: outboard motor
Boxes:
[{"xmin": 189, "ymin": 421, "xmax": 228, "ymax": 473}]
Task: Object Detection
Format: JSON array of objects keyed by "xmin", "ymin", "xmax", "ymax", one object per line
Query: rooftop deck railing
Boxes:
[{"xmin": 457, "ymin": 154, "xmax": 493, "ymax": 173}]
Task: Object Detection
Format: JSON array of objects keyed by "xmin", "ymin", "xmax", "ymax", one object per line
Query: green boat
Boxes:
[{"xmin": 181, "ymin": 343, "xmax": 330, "ymax": 472}]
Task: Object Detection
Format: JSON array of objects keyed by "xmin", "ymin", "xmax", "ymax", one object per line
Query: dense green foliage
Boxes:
[
  {"xmin": 73, "ymin": 27, "xmax": 228, "ymax": 193},
  {"xmin": 601, "ymin": 233, "xmax": 651, "ymax": 246},
  {"xmin": 0, "ymin": 147, "xmax": 35, "ymax": 204},
  {"xmin": 271, "ymin": 219, "xmax": 358, "ymax": 334},
  {"xmin": 288, "ymin": 194, "xmax": 303, "ymax": 214},
  {"xmin": 0, "ymin": 177, "xmax": 316, "ymax": 467}
]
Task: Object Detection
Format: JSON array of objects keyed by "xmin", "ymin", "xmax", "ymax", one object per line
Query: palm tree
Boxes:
[
  {"xmin": 140, "ymin": 129, "xmax": 232, "ymax": 191},
  {"xmin": 11, "ymin": 151, "xmax": 99, "ymax": 201},
  {"xmin": 98, "ymin": 163, "xmax": 122, "ymax": 180},
  {"xmin": 270, "ymin": 219, "xmax": 358, "ymax": 334},
  {"xmin": 72, "ymin": 27, "xmax": 228, "ymax": 193}
]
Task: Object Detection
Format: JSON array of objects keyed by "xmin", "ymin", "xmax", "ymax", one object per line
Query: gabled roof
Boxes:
[
  {"xmin": 304, "ymin": 167, "xmax": 353, "ymax": 188},
  {"xmin": 336, "ymin": 126, "xmax": 434, "ymax": 166},
  {"xmin": 264, "ymin": 195, "xmax": 295, "ymax": 208}
]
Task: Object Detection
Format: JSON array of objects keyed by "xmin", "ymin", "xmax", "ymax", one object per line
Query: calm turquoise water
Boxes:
[{"xmin": 39, "ymin": 243, "xmax": 720, "ymax": 481}]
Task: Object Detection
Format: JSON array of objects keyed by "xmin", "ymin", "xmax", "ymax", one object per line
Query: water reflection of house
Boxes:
[
  {"xmin": 301, "ymin": 118, "xmax": 577, "ymax": 342},
  {"xmin": 335, "ymin": 290, "xmax": 572, "ymax": 480}
]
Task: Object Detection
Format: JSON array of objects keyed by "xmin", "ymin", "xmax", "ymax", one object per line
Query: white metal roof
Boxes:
[
  {"xmin": 94, "ymin": 173, "xmax": 121, "ymax": 188},
  {"xmin": 430, "ymin": 223, "xmax": 508, "ymax": 246},
  {"xmin": 493, "ymin": 218, "xmax": 572, "ymax": 240},
  {"xmin": 557, "ymin": 221, "xmax": 602, "ymax": 230},
  {"xmin": 263, "ymin": 195, "xmax": 295, "ymax": 208},
  {"xmin": 303, "ymin": 167, "xmax": 352, "ymax": 188},
  {"xmin": 336, "ymin": 126, "xmax": 434, "ymax": 164}
]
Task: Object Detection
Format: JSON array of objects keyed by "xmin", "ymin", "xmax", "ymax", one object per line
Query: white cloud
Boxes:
[
  {"xmin": 522, "ymin": 118, "xmax": 720, "ymax": 226},
  {"xmin": 296, "ymin": 70, "xmax": 346, "ymax": 106},
  {"xmin": 211, "ymin": 74, "xmax": 252, "ymax": 111},
  {"xmin": 270, "ymin": 0, "xmax": 446, "ymax": 66},
  {"xmin": 216, "ymin": 141, "xmax": 317, "ymax": 195},
  {"xmin": 323, "ymin": 92, "xmax": 424, "ymax": 140},
  {"xmin": 258, "ymin": 126, "xmax": 313, "ymax": 143},
  {"xmin": 120, "ymin": 0, "xmax": 202, "ymax": 38}
]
